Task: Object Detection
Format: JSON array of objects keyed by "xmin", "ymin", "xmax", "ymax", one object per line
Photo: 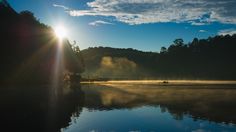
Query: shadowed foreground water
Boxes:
[{"xmin": 1, "ymin": 82, "xmax": 236, "ymax": 132}]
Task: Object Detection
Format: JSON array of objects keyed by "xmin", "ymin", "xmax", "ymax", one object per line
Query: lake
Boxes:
[{"xmin": 1, "ymin": 81, "xmax": 236, "ymax": 132}]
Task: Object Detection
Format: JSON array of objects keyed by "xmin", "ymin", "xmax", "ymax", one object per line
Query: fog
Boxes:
[
  {"xmin": 81, "ymin": 80, "xmax": 236, "ymax": 85},
  {"xmin": 95, "ymin": 56, "xmax": 138, "ymax": 78}
]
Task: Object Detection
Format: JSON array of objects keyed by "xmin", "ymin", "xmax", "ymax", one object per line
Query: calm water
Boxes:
[{"xmin": 1, "ymin": 82, "xmax": 236, "ymax": 132}]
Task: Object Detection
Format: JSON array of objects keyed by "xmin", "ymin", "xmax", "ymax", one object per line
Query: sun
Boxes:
[{"xmin": 54, "ymin": 25, "xmax": 67, "ymax": 40}]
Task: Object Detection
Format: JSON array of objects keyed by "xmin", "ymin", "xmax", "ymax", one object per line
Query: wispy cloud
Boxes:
[
  {"xmin": 55, "ymin": 0, "xmax": 236, "ymax": 25},
  {"xmin": 89, "ymin": 20, "xmax": 114, "ymax": 26},
  {"xmin": 199, "ymin": 30, "xmax": 207, "ymax": 33},
  {"xmin": 218, "ymin": 29, "xmax": 236, "ymax": 36},
  {"xmin": 191, "ymin": 22, "xmax": 207, "ymax": 26},
  {"xmin": 53, "ymin": 4, "xmax": 69, "ymax": 10}
]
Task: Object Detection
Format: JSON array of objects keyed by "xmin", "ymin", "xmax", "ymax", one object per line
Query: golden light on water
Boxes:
[{"xmin": 81, "ymin": 80, "xmax": 236, "ymax": 85}]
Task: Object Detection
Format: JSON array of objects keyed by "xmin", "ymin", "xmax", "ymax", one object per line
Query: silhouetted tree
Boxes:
[
  {"xmin": 173, "ymin": 38, "xmax": 184, "ymax": 46},
  {"xmin": 81, "ymin": 34, "xmax": 236, "ymax": 80},
  {"xmin": 160, "ymin": 47, "xmax": 167, "ymax": 54},
  {"xmin": 0, "ymin": 1, "xmax": 84, "ymax": 84}
]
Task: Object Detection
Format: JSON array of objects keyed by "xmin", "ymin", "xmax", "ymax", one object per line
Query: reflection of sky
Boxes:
[
  {"xmin": 63, "ymin": 107, "xmax": 236, "ymax": 132},
  {"xmin": 7, "ymin": 0, "xmax": 236, "ymax": 51},
  {"xmin": 61, "ymin": 83, "xmax": 236, "ymax": 132}
]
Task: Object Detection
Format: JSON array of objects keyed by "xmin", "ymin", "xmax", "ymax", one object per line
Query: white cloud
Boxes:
[
  {"xmin": 199, "ymin": 30, "xmax": 207, "ymax": 33},
  {"xmin": 89, "ymin": 20, "xmax": 114, "ymax": 26},
  {"xmin": 218, "ymin": 29, "xmax": 236, "ymax": 36},
  {"xmin": 55, "ymin": 0, "xmax": 236, "ymax": 25},
  {"xmin": 191, "ymin": 22, "xmax": 207, "ymax": 26},
  {"xmin": 53, "ymin": 4, "xmax": 69, "ymax": 10}
]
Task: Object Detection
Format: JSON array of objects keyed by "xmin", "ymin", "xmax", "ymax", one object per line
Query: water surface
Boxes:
[
  {"xmin": 1, "ymin": 82, "xmax": 236, "ymax": 132},
  {"xmin": 62, "ymin": 83, "xmax": 236, "ymax": 132}
]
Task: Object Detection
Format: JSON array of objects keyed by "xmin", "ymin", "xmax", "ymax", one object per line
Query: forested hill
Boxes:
[
  {"xmin": 0, "ymin": 1, "xmax": 84, "ymax": 84},
  {"xmin": 81, "ymin": 35, "xmax": 236, "ymax": 80}
]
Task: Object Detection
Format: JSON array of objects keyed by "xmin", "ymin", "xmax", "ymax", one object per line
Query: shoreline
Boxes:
[{"xmin": 80, "ymin": 80, "xmax": 236, "ymax": 85}]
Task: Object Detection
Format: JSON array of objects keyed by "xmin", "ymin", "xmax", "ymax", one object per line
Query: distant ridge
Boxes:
[{"xmin": 81, "ymin": 34, "xmax": 236, "ymax": 80}]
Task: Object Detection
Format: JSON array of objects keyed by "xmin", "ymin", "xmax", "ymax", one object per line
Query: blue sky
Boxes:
[{"xmin": 7, "ymin": 0, "xmax": 236, "ymax": 51}]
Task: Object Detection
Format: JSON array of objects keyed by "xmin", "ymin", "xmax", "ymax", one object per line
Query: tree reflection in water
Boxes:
[
  {"xmin": 81, "ymin": 83, "xmax": 236, "ymax": 124},
  {"xmin": 0, "ymin": 84, "xmax": 84, "ymax": 132},
  {"xmin": 1, "ymin": 83, "xmax": 236, "ymax": 132}
]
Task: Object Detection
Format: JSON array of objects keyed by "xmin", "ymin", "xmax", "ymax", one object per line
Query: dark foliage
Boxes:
[
  {"xmin": 0, "ymin": 84, "xmax": 84, "ymax": 132},
  {"xmin": 81, "ymin": 47, "xmax": 158, "ymax": 79},
  {"xmin": 81, "ymin": 35, "xmax": 236, "ymax": 80},
  {"xmin": 0, "ymin": 3, "xmax": 85, "ymax": 131},
  {"xmin": 0, "ymin": 1, "xmax": 84, "ymax": 84}
]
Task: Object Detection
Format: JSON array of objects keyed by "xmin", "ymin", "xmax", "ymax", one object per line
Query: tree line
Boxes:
[
  {"xmin": 81, "ymin": 34, "xmax": 236, "ymax": 80},
  {"xmin": 0, "ymin": 2, "xmax": 84, "ymax": 84}
]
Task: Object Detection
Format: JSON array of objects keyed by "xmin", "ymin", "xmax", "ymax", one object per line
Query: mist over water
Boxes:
[
  {"xmin": 1, "ymin": 82, "xmax": 236, "ymax": 132},
  {"xmin": 81, "ymin": 80, "xmax": 236, "ymax": 85},
  {"xmin": 88, "ymin": 56, "xmax": 139, "ymax": 79},
  {"xmin": 1, "ymin": 0, "xmax": 236, "ymax": 132},
  {"xmin": 62, "ymin": 83, "xmax": 236, "ymax": 132}
]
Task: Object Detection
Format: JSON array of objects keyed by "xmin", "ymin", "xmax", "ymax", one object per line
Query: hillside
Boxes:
[
  {"xmin": 81, "ymin": 35, "xmax": 236, "ymax": 80},
  {"xmin": 0, "ymin": 1, "xmax": 84, "ymax": 84},
  {"xmin": 81, "ymin": 47, "xmax": 158, "ymax": 79}
]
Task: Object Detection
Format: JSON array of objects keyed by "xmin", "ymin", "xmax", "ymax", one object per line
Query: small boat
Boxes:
[{"xmin": 162, "ymin": 80, "xmax": 169, "ymax": 84}]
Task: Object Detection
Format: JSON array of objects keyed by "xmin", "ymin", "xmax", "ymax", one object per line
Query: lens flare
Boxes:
[{"xmin": 54, "ymin": 25, "xmax": 67, "ymax": 40}]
